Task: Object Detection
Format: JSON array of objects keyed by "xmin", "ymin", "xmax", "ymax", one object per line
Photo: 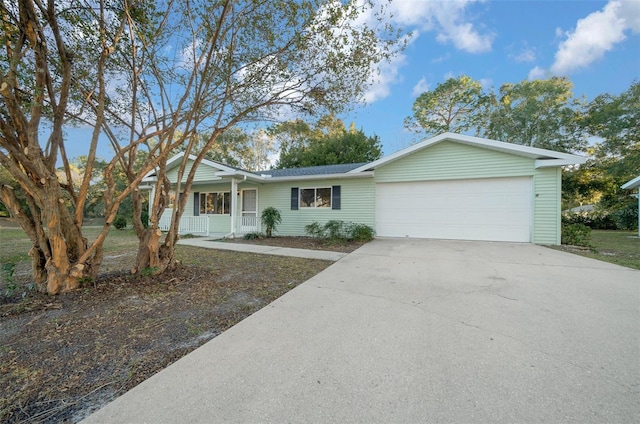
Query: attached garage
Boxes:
[
  {"xmin": 349, "ymin": 133, "xmax": 586, "ymax": 245},
  {"xmin": 375, "ymin": 177, "xmax": 532, "ymax": 242}
]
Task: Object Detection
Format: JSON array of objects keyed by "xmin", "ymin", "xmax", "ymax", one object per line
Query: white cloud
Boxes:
[
  {"xmin": 362, "ymin": 50, "xmax": 407, "ymax": 103},
  {"xmin": 412, "ymin": 77, "xmax": 430, "ymax": 97},
  {"xmin": 353, "ymin": 0, "xmax": 495, "ymax": 105},
  {"xmin": 388, "ymin": 0, "xmax": 495, "ymax": 54},
  {"xmin": 528, "ymin": 66, "xmax": 546, "ymax": 80},
  {"xmin": 551, "ymin": 0, "xmax": 640, "ymax": 74},
  {"xmin": 513, "ymin": 48, "xmax": 536, "ymax": 63},
  {"xmin": 360, "ymin": 28, "xmax": 417, "ymax": 103}
]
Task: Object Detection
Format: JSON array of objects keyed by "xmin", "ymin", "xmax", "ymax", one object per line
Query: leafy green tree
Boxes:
[
  {"xmin": 0, "ymin": 0, "xmax": 402, "ymax": 293},
  {"xmin": 569, "ymin": 81, "xmax": 640, "ymax": 229},
  {"xmin": 405, "ymin": 75, "xmax": 491, "ymax": 137},
  {"xmin": 582, "ymin": 81, "xmax": 639, "ymax": 182},
  {"xmin": 275, "ymin": 117, "xmax": 382, "ymax": 168},
  {"xmin": 486, "ymin": 77, "xmax": 586, "ymax": 152}
]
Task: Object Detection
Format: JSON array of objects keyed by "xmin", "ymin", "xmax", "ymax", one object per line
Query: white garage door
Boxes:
[{"xmin": 376, "ymin": 177, "xmax": 532, "ymax": 242}]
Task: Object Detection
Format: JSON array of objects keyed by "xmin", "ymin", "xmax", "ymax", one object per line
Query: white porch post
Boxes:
[
  {"xmin": 149, "ymin": 185, "xmax": 156, "ymax": 222},
  {"xmin": 230, "ymin": 178, "xmax": 238, "ymax": 237}
]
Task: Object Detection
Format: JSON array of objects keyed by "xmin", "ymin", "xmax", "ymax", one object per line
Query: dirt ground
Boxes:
[{"xmin": 0, "ymin": 238, "xmax": 364, "ymax": 423}]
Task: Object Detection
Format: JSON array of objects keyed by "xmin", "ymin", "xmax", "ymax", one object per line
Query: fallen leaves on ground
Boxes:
[{"xmin": 0, "ymin": 243, "xmax": 351, "ymax": 423}]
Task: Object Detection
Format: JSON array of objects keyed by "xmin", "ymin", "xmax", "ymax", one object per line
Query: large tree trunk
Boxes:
[
  {"xmin": 1, "ymin": 183, "xmax": 98, "ymax": 294},
  {"xmin": 133, "ymin": 226, "xmax": 177, "ymax": 275}
]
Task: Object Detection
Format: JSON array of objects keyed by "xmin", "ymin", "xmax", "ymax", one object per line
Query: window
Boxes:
[
  {"xmin": 300, "ymin": 187, "xmax": 332, "ymax": 208},
  {"xmin": 199, "ymin": 192, "xmax": 230, "ymax": 214}
]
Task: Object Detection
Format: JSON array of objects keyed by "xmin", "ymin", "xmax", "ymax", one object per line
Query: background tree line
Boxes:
[{"xmin": 405, "ymin": 76, "xmax": 638, "ymax": 231}]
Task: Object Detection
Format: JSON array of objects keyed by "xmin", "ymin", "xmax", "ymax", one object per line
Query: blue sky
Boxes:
[
  {"xmin": 63, "ymin": 0, "xmax": 639, "ymax": 164},
  {"xmin": 343, "ymin": 0, "xmax": 640, "ymax": 155}
]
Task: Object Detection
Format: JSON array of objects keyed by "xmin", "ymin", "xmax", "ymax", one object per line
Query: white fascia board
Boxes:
[
  {"xmin": 141, "ymin": 175, "xmax": 157, "ymax": 183},
  {"xmin": 264, "ymin": 171, "xmax": 374, "ymax": 183},
  {"xmin": 535, "ymin": 156, "xmax": 587, "ymax": 168},
  {"xmin": 215, "ymin": 170, "xmax": 265, "ymax": 182},
  {"xmin": 621, "ymin": 175, "xmax": 640, "ymax": 189}
]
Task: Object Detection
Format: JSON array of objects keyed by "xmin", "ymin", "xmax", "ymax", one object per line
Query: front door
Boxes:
[
  {"xmin": 240, "ymin": 189, "xmax": 258, "ymax": 232},
  {"xmin": 242, "ymin": 189, "xmax": 257, "ymax": 217}
]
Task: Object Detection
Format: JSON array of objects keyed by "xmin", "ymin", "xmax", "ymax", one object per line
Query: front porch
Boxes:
[{"xmin": 158, "ymin": 214, "xmax": 260, "ymax": 238}]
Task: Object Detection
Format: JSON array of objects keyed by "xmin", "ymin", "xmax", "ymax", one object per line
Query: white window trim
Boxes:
[{"xmin": 299, "ymin": 187, "xmax": 332, "ymax": 209}]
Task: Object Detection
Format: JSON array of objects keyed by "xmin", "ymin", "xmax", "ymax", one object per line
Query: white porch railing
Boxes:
[
  {"xmin": 158, "ymin": 214, "xmax": 209, "ymax": 236},
  {"xmin": 237, "ymin": 215, "xmax": 259, "ymax": 234}
]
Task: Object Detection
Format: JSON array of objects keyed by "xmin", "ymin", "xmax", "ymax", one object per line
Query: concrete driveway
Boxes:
[{"xmin": 83, "ymin": 239, "xmax": 639, "ymax": 423}]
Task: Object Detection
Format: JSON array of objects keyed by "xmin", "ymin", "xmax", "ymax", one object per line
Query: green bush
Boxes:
[
  {"xmin": 611, "ymin": 201, "xmax": 638, "ymax": 231},
  {"xmin": 305, "ymin": 220, "xmax": 375, "ymax": 242},
  {"xmin": 113, "ymin": 216, "xmax": 127, "ymax": 230},
  {"xmin": 562, "ymin": 211, "xmax": 617, "ymax": 230},
  {"xmin": 261, "ymin": 207, "xmax": 282, "ymax": 238},
  {"xmin": 244, "ymin": 232, "xmax": 264, "ymax": 240},
  {"xmin": 323, "ymin": 220, "xmax": 346, "ymax": 240},
  {"xmin": 304, "ymin": 222, "xmax": 325, "ymax": 238},
  {"xmin": 561, "ymin": 223, "xmax": 592, "ymax": 247},
  {"xmin": 346, "ymin": 223, "xmax": 375, "ymax": 241}
]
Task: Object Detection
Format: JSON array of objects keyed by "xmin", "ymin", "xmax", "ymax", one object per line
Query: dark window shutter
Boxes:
[
  {"xmin": 332, "ymin": 186, "xmax": 341, "ymax": 210},
  {"xmin": 291, "ymin": 187, "xmax": 299, "ymax": 210},
  {"xmin": 194, "ymin": 192, "xmax": 200, "ymax": 216}
]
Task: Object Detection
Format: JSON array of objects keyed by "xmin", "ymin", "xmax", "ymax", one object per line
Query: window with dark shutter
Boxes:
[
  {"xmin": 193, "ymin": 192, "xmax": 199, "ymax": 216},
  {"xmin": 291, "ymin": 187, "xmax": 299, "ymax": 210},
  {"xmin": 331, "ymin": 185, "xmax": 341, "ymax": 210}
]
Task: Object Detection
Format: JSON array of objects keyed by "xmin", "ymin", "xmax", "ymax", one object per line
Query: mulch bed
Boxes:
[{"xmin": 221, "ymin": 235, "xmax": 368, "ymax": 253}]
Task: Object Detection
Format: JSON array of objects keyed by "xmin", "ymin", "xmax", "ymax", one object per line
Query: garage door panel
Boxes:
[{"xmin": 376, "ymin": 177, "xmax": 532, "ymax": 242}]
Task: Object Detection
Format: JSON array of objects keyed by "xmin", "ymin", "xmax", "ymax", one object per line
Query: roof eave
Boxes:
[
  {"xmin": 264, "ymin": 171, "xmax": 374, "ymax": 182},
  {"xmin": 535, "ymin": 157, "xmax": 586, "ymax": 168},
  {"xmin": 621, "ymin": 175, "xmax": 640, "ymax": 190},
  {"xmin": 215, "ymin": 170, "xmax": 265, "ymax": 182}
]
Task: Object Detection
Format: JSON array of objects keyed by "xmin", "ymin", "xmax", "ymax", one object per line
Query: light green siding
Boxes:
[
  {"xmin": 532, "ymin": 167, "xmax": 561, "ymax": 245},
  {"xmin": 167, "ymin": 159, "xmax": 220, "ymax": 183},
  {"xmin": 257, "ymin": 177, "xmax": 375, "ymax": 236},
  {"xmin": 374, "ymin": 141, "xmax": 535, "ymax": 183}
]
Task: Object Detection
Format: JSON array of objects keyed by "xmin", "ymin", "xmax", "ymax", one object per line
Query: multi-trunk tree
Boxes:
[{"xmin": 0, "ymin": 0, "xmax": 402, "ymax": 294}]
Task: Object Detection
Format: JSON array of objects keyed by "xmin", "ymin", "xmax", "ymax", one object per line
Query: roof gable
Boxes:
[
  {"xmin": 142, "ymin": 152, "xmax": 261, "ymax": 183},
  {"xmin": 349, "ymin": 132, "xmax": 586, "ymax": 173}
]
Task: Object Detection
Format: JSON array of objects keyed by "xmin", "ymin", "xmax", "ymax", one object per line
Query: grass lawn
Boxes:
[
  {"xmin": 556, "ymin": 230, "xmax": 640, "ymax": 270},
  {"xmin": 0, "ymin": 227, "xmax": 140, "ymax": 265}
]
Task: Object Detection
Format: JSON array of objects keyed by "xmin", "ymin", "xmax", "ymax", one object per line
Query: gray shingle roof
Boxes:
[{"xmin": 257, "ymin": 162, "xmax": 368, "ymax": 177}]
